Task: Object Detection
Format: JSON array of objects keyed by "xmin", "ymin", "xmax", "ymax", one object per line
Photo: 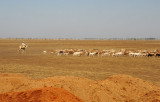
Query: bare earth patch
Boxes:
[
  {"xmin": 0, "ymin": 73, "xmax": 160, "ymax": 102},
  {"xmin": 0, "ymin": 87, "xmax": 84, "ymax": 102}
]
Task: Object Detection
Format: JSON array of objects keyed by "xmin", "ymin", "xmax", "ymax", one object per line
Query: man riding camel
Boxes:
[{"xmin": 18, "ymin": 41, "xmax": 28, "ymax": 54}]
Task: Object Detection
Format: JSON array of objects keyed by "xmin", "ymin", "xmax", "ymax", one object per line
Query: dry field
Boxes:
[
  {"xmin": 0, "ymin": 39, "xmax": 160, "ymax": 85},
  {"xmin": 0, "ymin": 39, "xmax": 160, "ymax": 101}
]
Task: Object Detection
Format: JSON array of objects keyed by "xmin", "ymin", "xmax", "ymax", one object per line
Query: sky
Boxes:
[{"xmin": 0, "ymin": 0, "xmax": 160, "ymax": 39}]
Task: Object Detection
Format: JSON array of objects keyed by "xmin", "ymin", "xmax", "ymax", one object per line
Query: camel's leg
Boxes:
[
  {"xmin": 18, "ymin": 49, "xmax": 23, "ymax": 54},
  {"xmin": 18, "ymin": 49, "xmax": 21, "ymax": 54},
  {"xmin": 24, "ymin": 49, "xmax": 26, "ymax": 55},
  {"xmin": 22, "ymin": 49, "xmax": 24, "ymax": 54},
  {"xmin": 25, "ymin": 49, "xmax": 27, "ymax": 54},
  {"xmin": 22, "ymin": 48, "xmax": 27, "ymax": 55}
]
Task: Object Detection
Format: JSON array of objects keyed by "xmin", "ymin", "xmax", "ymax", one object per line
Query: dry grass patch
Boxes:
[{"xmin": 0, "ymin": 39, "xmax": 160, "ymax": 85}]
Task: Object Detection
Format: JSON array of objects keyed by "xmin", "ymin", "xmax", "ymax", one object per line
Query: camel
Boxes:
[{"xmin": 18, "ymin": 44, "xmax": 28, "ymax": 54}]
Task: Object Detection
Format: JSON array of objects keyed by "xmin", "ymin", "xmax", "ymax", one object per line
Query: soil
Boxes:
[
  {"xmin": 0, "ymin": 73, "xmax": 160, "ymax": 102},
  {"xmin": 0, "ymin": 87, "xmax": 84, "ymax": 102}
]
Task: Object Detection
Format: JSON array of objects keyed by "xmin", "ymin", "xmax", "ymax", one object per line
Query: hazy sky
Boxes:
[{"xmin": 0, "ymin": 0, "xmax": 160, "ymax": 39}]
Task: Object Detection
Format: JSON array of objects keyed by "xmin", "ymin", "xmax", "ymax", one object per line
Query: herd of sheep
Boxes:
[{"xmin": 42, "ymin": 49, "xmax": 160, "ymax": 57}]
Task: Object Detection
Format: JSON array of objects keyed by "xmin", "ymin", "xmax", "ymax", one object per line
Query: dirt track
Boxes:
[{"xmin": 0, "ymin": 73, "xmax": 160, "ymax": 102}]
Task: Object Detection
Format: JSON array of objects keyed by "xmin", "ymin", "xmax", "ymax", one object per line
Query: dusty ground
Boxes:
[
  {"xmin": 0, "ymin": 39, "xmax": 160, "ymax": 101},
  {"xmin": 0, "ymin": 86, "xmax": 84, "ymax": 102},
  {"xmin": 0, "ymin": 73, "xmax": 160, "ymax": 102}
]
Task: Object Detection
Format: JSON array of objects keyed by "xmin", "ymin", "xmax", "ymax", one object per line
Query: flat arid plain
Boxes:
[{"xmin": 0, "ymin": 39, "xmax": 160, "ymax": 102}]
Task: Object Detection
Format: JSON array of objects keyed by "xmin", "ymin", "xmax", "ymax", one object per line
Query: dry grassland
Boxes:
[{"xmin": 0, "ymin": 39, "xmax": 160, "ymax": 85}]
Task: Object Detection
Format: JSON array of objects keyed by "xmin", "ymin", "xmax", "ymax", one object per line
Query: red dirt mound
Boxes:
[
  {"xmin": 0, "ymin": 73, "xmax": 160, "ymax": 102},
  {"xmin": 0, "ymin": 87, "xmax": 84, "ymax": 102}
]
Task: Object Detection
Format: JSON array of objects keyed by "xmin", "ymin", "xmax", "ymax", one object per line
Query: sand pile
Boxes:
[
  {"xmin": 0, "ymin": 73, "xmax": 160, "ymax": 102},
  {"xmin": 0, "ymin": 87, "xmax": 83, "ymax": 102}
]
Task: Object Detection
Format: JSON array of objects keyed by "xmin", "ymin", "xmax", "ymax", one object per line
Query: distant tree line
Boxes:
[
  {"xmin": 0, "ymin": 37, "xmax": 159, "ymax": 40},
  {"xmin": 83, "ymin": 38, "xmax": 158, "ymax": 40}
]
